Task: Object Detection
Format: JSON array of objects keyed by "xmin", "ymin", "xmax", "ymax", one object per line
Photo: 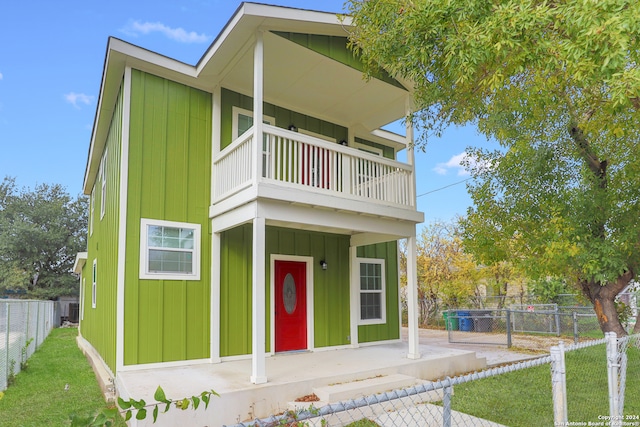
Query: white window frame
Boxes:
[
  {"xmin": 231, "ymin": 106, "xmax": 275, "ymax": 140},
  {"xmin": 81, "ymin": 277, "xmax": 86, "ymax": 320},
  {"xmin": 92, "ymin": 259, "xmax": 97, "ymax": 309},
  {"xmin": 354, "ymin": 141, "xmax": 383, "ymax": 156},
  {"xmin": 90, "ymin": 185, "xmax": 95, "ymax": 236},
  {"xmin": 357, "ymin": 258, "xmax": 386, "ymax": 325},
  {"xmin": 99, "ymin": 150, "xmax": 107, "ymax": 220},
  {"xmin": 298, "ymin": 128, "xmax": 337, "ymax": 143},
  {"xmin": 139, "ymin": 218, "xmax": 201, "ymax": 281}
]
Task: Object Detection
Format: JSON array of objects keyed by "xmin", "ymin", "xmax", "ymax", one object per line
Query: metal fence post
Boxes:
[
  {"xmin": 506, "ymin": 309, "xmax": 512, "ymax": 348},
  {"xmin": 573, "ymin": 312, "xmax": 579, "ymax": 344},
  {"xmin": 606, "ymin": 332, "xmax": 620, "ymax": 419},
  {"xmin": 4, "ymin": 303, "xmax": 10, "ymax": 388},
  {"xmin": 551, "ymin": 341, "xmax": 568, "ymax": 425},
  {"xmin": 442, "ymin": 377, "xmax": 453, "ymax": 427},
  {"xmin": 554, "ymin": 308, "xmax": 561, "ymax": 337}
]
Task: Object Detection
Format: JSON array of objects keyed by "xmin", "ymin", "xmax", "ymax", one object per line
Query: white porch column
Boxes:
[
  {"xmin": 405, "ymin": 98, "xmax": 421, "ymax": 359},
  {"xmin": 251, "ymin": 216, "xmax": 267, "ymax": 384},
  {"xmin": 252, "ymin": 30, "xmax": 264, "ymax": 184},
  {"xmin": 349, "ymin": 245, "xmax": 359, "ymax": 348},
  {"xmin": 406, "ymin": 232, "xmax": 421, "ymax": 359},
  {"xmin": 210, "ymin": 229, "xmax": 221, "ymax": 363}
]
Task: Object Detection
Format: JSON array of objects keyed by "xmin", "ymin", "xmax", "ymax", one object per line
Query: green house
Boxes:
[{"xmin": 75, "ymin": 3, "xmax": 424, "ymax": 385}]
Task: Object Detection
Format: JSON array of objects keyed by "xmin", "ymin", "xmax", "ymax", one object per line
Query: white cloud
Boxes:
[
  {"xmin": 121, "ymin": 20, "xmax": 210, "ymax": 43},
  {"xmin": 0, "ymin": 72, "xmax": 3, "ymax": 80},
  {"xmin": 434, "ymin": 153, "xmax": 471, "ymax": 176},
  {"xmin": 64, "ymin": 92, "xmax": 94, "ymax": 109}
]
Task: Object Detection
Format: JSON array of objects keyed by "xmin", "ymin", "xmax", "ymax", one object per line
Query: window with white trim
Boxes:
[
  {"xmin": 90, "ymin": 186, "xmax": 95, "ymax": 235},
  {"xmin": 358, "ymin": 258, "xmax": 386, "ymax": 325},
  {"xmin": 92, "ymin": 259, "xmax": 97, "ymax": 309},
  {"xmin": 231, "ymin": 107, "xmax": 275, "ymax": 140},
  {"xmin": 99, "ymin": 150, "xmax": 107, "ymax": 219},
  {"xmin": 232, "ymin": 107, "xmax": 275, "ymax": 177},
  {"xmin": 81, "ymin": 277, "xmax": 86, "ymax": 320},
  {"xmin": 140, "ymin": 219, "xmax": 201, "ymax": 280}
]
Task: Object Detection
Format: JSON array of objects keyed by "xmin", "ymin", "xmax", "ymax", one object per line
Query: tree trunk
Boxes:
[{"xmin": 580, "ymin": 271, "xmax": 633, "ymax": 336}]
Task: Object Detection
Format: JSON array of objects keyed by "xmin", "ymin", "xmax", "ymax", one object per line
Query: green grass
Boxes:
[
  {"xmin": 450, "ymin": 343, "xmax": 640, "ymax": 426},
  {"xmin": 0, "ymin": 327, "xmax": 125, "ymax": 427}
]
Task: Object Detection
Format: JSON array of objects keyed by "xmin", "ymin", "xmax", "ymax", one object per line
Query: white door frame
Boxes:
[{"xmin": 270, "ymin": 254, "xmax": 314, "ymax": 354}]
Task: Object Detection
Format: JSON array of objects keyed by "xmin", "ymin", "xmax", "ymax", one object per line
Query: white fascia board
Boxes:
[
  {"xmin": 256, "ymin": 198, "xmax": 418, "ymax": 239},
  {"xmin": 83, "ymin": 38, "xmax": 202, "ymax": 194}
]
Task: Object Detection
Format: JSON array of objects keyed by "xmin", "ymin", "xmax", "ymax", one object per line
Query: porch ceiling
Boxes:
[{"xmin": 199, "ymin": 16, "xmax": 409, "ymax": 132}]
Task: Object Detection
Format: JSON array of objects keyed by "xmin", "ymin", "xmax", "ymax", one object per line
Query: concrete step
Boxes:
[{"xmin": 313, "ymin": 373, "xmax": 419, "ymax": 403}]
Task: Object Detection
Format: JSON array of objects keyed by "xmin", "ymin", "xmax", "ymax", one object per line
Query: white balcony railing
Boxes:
[{"xmin": 213, "ymin": 124, "xmax": 415, "ymax": 208}]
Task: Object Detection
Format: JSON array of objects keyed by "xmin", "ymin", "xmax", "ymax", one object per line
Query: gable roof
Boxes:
[{"xmin": 83, "ymin": 2, "xmax": 412, "ymax": 193}]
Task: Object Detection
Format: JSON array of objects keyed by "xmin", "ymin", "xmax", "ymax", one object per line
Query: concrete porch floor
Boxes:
[{"xmin": 112, "ymin": 330, "xmax": 536, "ymax": 426}]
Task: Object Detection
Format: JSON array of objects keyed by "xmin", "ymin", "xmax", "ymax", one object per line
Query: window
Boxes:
[
  {"xmin": 99, "ymin": 150, "xmax": 107, "ymax": 219},
  {"xmin": 140, "ymin": 218, "xmax": 201, "ymax": 280},
  {"xmin": 231, "ymin": 107, "xmax": 275, "ymax": 140},
  {"xmin": 81, "ymin": 278, "xmax": 86, "ymax": 320},
  {"xmin": 232, "ymin": 107, "xmax": 275, "ymax": 177},
  {"xmin": 358, "ymin": 259, "xmax": 386, "ymax": 325},
  {"xmin": 92, "ymin": 259, "xmax": 97, "ymax": 309},
  {"xmin": 90, "ymin": 186, "xmax": 95, "ymax": 235}
]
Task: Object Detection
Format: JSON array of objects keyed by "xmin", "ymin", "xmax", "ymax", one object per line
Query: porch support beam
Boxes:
[
  {"xmin": 250, "ymin": 29, "xmax": 267, "ymax": 384},
  {"xmin": 251, "ymin": 216, "xmax": 267, "ymax": 384},
  {"xmin": 405, "ymin": 100, "xmax": 421, "ymax": 360},
  {"xmin": 210, "ymin": 229, "xmax": 221, "ymax": 363},
  {"xmin": 349, "ymin": 245, "xmax": 359, "ymax": 348},
  {"xmin": 406, "ymin": 231, "xmax": 421, "ymax": 359}
]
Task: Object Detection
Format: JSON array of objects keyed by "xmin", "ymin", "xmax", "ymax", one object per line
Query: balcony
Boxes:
[{"xmin": 212, "ymin": 124, "xmax": 418, "ymax": 221}]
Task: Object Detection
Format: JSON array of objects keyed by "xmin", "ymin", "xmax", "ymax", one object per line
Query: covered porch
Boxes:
[{"xmin": 116, "ymin": 336, "xmax": 488, "ymax": 426}]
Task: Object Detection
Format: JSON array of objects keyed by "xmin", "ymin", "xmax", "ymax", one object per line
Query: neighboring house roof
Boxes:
[
  {"xmin": 83, "ymin": 2, "xmax": 412, "ymax": 193},
  {"xmin": 73, "ymin": 252, "xmax": 88, "ymax": 274}
]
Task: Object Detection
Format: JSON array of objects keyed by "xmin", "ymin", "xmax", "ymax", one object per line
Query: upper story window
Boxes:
[
  {"xmin": 90, "ymin": 186, "xmax": 95, "ymax": 235},
  {"xmin": 99, "ymin": 150, "xmax": 107, "ymax": 220},
  {"xmin": 358, "ymin": 258, "xmax": 386, "ymax": 325},
  {"xmin": 139, "ymin": 218, "xmax": 201, "ymax": 281},
  {"xmin": 231, "ymin": 106, "xmax": 275, "ymax": 140}
]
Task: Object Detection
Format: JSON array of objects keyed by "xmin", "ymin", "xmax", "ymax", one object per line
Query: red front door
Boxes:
[{"xmin": 275, "ymin": 260, "xmax": 307, "ymax": 352}]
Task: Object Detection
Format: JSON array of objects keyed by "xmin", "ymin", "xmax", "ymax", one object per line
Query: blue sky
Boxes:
[{"xmin": 0, "ymin": 0, "xmax": 491, "ymax": 224}]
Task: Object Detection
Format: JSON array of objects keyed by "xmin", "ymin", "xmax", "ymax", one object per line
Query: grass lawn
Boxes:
[
  {"xmin": 0, "ymin": 327, "xmax": 125, "ymax": 427},
  {"xmin": 451, "ymin": 343, "xmax": 640, "ymax": 426}
]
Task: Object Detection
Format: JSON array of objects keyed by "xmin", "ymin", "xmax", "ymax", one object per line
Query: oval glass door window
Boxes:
[{"xmin": 283, "ymin": 273, "xmax": 297, "ymax": 314}]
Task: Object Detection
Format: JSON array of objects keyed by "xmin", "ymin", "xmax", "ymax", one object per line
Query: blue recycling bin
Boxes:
[{"xmin": 458, "ymin": 310, "xmax": 474, "ymax": 331}]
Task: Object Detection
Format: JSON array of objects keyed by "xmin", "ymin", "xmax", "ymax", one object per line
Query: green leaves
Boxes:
[
  {"xmin": 77, "ymin": 386, "xmax": 219, "ymax": 426},
  {"xmin": 0, "ymin": 176, "xmax": 88, "ymax": 298}
]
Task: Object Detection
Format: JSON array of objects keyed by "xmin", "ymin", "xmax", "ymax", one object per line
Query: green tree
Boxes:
[
  {"xmin": 0, "ymin": 177, "xmax": 87, "ymax": 299},
  {"xmin": 347, "ymin": 0, "xmax": 640, "ymax": 334}
]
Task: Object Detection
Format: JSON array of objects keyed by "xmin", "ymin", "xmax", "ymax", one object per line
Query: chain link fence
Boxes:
[
  {"xmin": 445, "ymin": 307, "xmax": 603, "ymax": 347},
  {"xmin": 226, "ymin": 333, "xmax": 639, "ymax": 427},
  {"xmin": 0, "ymin": 299, "xmax": 55, "ymax": 391}
]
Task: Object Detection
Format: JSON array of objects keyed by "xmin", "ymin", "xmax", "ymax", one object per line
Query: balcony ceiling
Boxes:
[{"xmin": 196, "ymin": 5, "xmax": 410, "ymax": 132}]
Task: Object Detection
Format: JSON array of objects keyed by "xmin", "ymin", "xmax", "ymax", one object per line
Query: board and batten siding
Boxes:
[
  {"xmin": 81, "ymin": 83, "xmax": 123, "ymax": 372},
  {"xmin": 357, "ymin": 242, "xmax": 400, "ymax": 343},
  {"xmin": 123, "ymin": 70, "xmax": 212, "ymax": 366},
  {"xmin": 220, "ymin": 88, "xmax": 349, "ymax": 150},
  {"xmin": 219, "ymin": 224, "xmax": 398, "ymax": 357}
]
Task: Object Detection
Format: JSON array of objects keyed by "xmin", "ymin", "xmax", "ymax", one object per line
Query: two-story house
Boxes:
[{"xmin": 75, "ymin": 2, "xmax": 423, "ymax": 389}]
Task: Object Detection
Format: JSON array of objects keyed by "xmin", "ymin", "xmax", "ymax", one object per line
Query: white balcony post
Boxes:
[
  {"xmin": 253, "ymin": 29, "xmax": 264, "ymax": 184},
  {"xmin": 405, "ymin": 100, "xmax": 417, "ymax": 206},
  {"xmin": 251, "ymin": 216, "xmax": 267, "ymax": 384},
  {"xmin": 406, "ymin": 231, "xmax": 421, "ymax": 359}
]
